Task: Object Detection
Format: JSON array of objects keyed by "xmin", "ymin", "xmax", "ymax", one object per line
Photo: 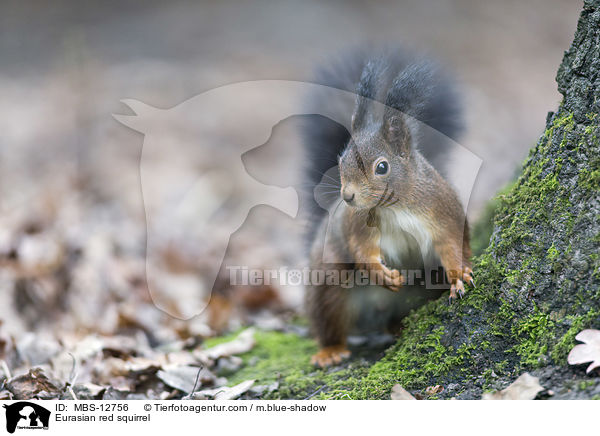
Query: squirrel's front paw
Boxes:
[
  {"xmin": 378, "ymin": 263, "xmax": 404, "ymax": 292},
  {"xmin": 356, "ymin": 259, "xmax": 404, "ymax": 291},
  {"xmin": 449, "ymin": 279, "xmax": 465, "ymax": 301},
  {"xmin": 311, "ymin": 346, "xmax": 351, "ymax": 368},
  {"xmin": 448, "ymin": 267, "xmax": 474, "ymax": 303}
]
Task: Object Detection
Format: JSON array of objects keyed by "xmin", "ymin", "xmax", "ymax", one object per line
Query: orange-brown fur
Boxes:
[{"xmin": 303, "ymin": 48, "xmax": 472, "ymax": 367}]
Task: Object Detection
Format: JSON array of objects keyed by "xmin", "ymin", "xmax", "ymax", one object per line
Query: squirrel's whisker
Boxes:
[
  {"xmin": 375, "ymin": 184, "xmax": 389, "ymax": 207},
  {"xmin": 382, "ymin": 190, "xmax": 395, "ymax": 206}
]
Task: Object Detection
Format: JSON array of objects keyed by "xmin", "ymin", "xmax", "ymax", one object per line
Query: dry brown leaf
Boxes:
[
  {"xmin": 122, "ymin": 357, "xmax": 163, "ymax": 373},
  {"xmin": 425, "ymin": 385, "xmax": 444, "ymax": 395},
  {"xmin": 390, "ymin": 384, "xmax": 417, "ymax": 400},
  {"xmin": 567, "ymin": 329, "xmax": 600, "ymax": 374},
  {"xmin": 6, "ymin": 368, "xmax": 62, "ymax": 400},
  {"xmin": 481, "ymin": 373, "xmax": 543, "ymax": 400}
]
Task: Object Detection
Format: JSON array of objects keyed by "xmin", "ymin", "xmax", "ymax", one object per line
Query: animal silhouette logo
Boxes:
[
  {"xmin": 113, "ymin": 80, "xmax": 481, "ymax": 317},
  {"xmin": 3, "ymin": 402, "xmax": 50, "ymax": 433}
]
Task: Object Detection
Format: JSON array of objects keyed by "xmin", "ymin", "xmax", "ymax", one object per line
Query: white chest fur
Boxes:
[{"xmin": 377, "ymin": 208, "xmax": 432, "ymax": 266}]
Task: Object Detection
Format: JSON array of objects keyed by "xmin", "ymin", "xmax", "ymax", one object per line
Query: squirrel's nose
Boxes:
[{"xmin": 342, "ymin": 191, "xmax": 355, "ymax": 203}]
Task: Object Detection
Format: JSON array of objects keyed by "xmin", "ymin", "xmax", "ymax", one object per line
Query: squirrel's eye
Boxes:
[{"xmin": 375, "ymin": 160, "xmax": 389, "ymax": 175}]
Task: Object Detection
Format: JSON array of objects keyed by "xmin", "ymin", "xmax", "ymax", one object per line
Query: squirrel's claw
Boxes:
[
  {"xmin": 463, "ymin": 273, "xmax": 475, "ymax": 287},
  {"xmin": 449, "ymin": 279, "xmax": 465, "ymax": 302},
  {"xmin": 462, "ymin": 267, "xmax": 473, "ymax": 282},
  {"xmin": 461, "ymin": 267, "xmax": 475, "ymax": 288}
]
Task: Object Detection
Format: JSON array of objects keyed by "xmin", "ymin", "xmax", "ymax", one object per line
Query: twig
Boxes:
[
  {"xmin": 0, "ymin": 360, "xmax": 11, "ymax": 380},
  {"xmin": 67, "ymin": 352, "xmax": 78, "ymax": 386},
  {"xmin": 183, "ymin": 365, "xmax": 204, "ymax": 400},
  {"xmin": 304, "ymin": 385, "xmax": 326, "ymax": 400},
  {"xmin": 63, "ymin": 353, "xmax": 78, "ymax": 400},
  {"xmin": 68, "ymin": 385, "xmax": 78, "ymax": 400}
]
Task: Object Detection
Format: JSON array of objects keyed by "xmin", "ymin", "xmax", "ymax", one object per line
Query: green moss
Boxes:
[
  {"xmin": 551, "ymin": 309, "xmax": 600, "ymax": 364},
  {"xmin": 481, "ymin": 110, "xmax": 594, "ymax": 288},
  {"xmin": 590, "ymin": 253, "xmax": 600, "ymax": 280},
  {"xmin": 345, "ymin": 301, "xmax": 484, "ymax": 399},
  {"xmin": 509, "ymin": 311, "xmax": 555, "ymax": 368},
  {"xmin": 203, "ymin": 329, "xmax": 245, "ymax": 348},
  {"xmin": 471, "ymin": 184, "xmax": 516, "ymax": 257},
  {"xmin": 209, "ymin": 330, "xmax": 372, "ymax": 399},
  {"xmin": 546, "ymin": 244, "xmax": 560, "ymax": 262},
  {"xmin": 578, "ymin": 379, "xmax": 596, "ymax": 390},
  {"xmin": 578, "ymin": 167, "xmax": 600, "ymax": 192},
  {"xmin": 219, "ymin": 330, "xmax": 316, "ymax": 387}
]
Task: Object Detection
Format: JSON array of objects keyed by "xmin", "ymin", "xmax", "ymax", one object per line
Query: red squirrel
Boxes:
[{"xmin": 301, "ymin": 48, "xmax": 473, "ymax": 367}]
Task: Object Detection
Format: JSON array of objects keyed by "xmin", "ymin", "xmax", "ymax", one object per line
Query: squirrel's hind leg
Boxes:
[
  {"xmin": 311, "ymin": 345, "xmax": 351, "ymax": 368},
  {"xmin": 433, "ymin": 238, "xmax": 470, "ymax": 301},
  {"xmin": 306, "ymin": 274, "xmax": 352, "ymax": 368},
  {"xmin": 461, "ymin": 221, "xmax": 475, "ymax": 287}
]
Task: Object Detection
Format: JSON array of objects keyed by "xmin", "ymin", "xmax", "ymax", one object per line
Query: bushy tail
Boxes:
[
  {"xmin": 300, "ymin": 46, "xmax": 463, "ymax": 250},
  {"xmin": 299, "ymin": 48, "xmax": 369, "ymax": 251}
]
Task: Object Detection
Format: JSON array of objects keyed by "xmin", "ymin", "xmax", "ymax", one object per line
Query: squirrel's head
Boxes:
[{"xmin": 339, "ymin": 109, "xmax": 416, "ymax": 210}]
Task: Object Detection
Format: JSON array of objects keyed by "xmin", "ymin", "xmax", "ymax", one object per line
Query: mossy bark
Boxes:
[{"xmin": 232, "ymin": 0, "xmax": 600, "ymax": 399}]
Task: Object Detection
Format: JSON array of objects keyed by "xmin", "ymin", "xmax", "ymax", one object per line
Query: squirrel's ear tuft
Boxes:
[
  {"xmin": 383, "ymin": 113, "xmax": 413, "ymax": 155},
  {"xmin": 351, "ymin": 96, "xmax": 371, "ymax": 133}
]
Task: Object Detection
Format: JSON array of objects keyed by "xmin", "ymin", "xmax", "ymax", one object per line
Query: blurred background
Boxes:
[{"xmin": 0, "ymin": 0, "xmax": 581, "ymax": 386}]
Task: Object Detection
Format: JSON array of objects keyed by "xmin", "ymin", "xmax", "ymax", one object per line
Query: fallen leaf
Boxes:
[
  {"xmin": 16, "ymin": 333, "xmax": 61, "ymax": 366},
  {"xmin": 123, "ymin": 357, "xmax": 163, "ymax": 374},
  {"xmin": 50, "ymin": 335, "xmax": 104, "ymax": 381},
  {"xmin": 215, "ymin": 380, "xmax": 255, "ymax": 400},
  {"xmin": 194, "ymin": 379, "xmax": 255, "ymax": 400},
  {"xmin": 390, "ymin": 384, "xmax": 416, "ymax": 400},
  {"xmin": 249, "ymin": 381, "xmax": 279, "ymax": 396},
  {"xmin": 75, "ymin": 383, "xmax": 105, "ymax": 397},
  {"xmin": 215, "ymin": 355, "xmax": 243, "ymax": 375},
  {"xmin": 157, "ymin": 365, "xmax": 215, "ymax": 394},
  {"xmin": 481, "ymin": 373, "xmax": 543, "ymax": 400},
  {"xmin": 196, "ymin": 328, "xmax": 256, "ymax": 361},
  {"xmin": 101, "ymin": 335, "xmax": 146, "ymax": 358},
  {"xmin": 101, "ymin": 387, "xmax": 132, "ymax": 400},
  {"xmin": 425, "ymin": 385, "xmax": 444, "ymax": 395},
  {"xmin": 567, "ymin": 329, "xmax": 600, "ymax": 374},
  {"xmin": 6, "ymin": 368, "xmax": 62, "ymax": 400}
]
